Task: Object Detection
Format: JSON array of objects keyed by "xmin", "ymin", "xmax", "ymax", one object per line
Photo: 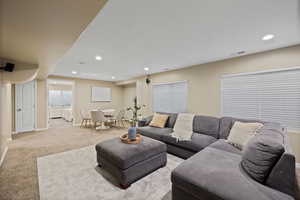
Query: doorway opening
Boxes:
[{"xmin": 47, "ymin": 79, "xmax": 74, "ymax": 128}]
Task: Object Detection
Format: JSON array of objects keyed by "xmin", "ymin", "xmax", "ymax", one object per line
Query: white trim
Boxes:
[
  {"xmin": 73, "ymin": 123, "xmax": 81, "ymax": 127},
  {"xmin": 222, "ymin": 66, "xmax": 300, "ymax": 78},
  {"xmin": 152, "ymin": 80, "xmax": 188, "ymax": 86},
  {"xmin": 35, "ymin": 127, "xmax": 48, "ymax": 132},
  {"xmin": 34, "ymin": 80, "xmax": 37, "ymax": 129},
  {"xmin": 46, "ymin": 79, "xmax": 49, "ymax": 129},
  {"xmin": 220, "ymin": 78, "xmax": 224, "ymax": 116},
  {"xmin": 14, "ymin": 84, "xmax": 18, "ymax": 132},
  {"xmin": 0, "ymin": 146, "xmax": 8, "ymax": 167},
  {"xmin": 296, "ymin": 163, "xmax": 300, "ymax": 168},
  {"xmin": 0, "ymin": 138, "xmax": 12, "ymax": 166}
]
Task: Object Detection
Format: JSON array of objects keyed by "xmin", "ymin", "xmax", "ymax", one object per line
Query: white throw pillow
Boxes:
[{"xmin": 227, "ymin": 121, "xmax": 264, "ymax": 149}]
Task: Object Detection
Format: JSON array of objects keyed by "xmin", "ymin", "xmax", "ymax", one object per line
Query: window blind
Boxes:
[
  {"xmin": 221, "ymin": 68, "xmax": 300, "ymax": 131},
  {"xmin": 49, "ymin": 90, "xmax": 72, "ymax": 107},
  {"xmin": 152, "ymin": 81, "xmax": 187, "ymax": 113}
]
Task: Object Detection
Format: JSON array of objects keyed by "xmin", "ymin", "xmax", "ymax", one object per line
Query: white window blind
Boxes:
[
  {"xmin": 221, "ymin": 68, "xmax": 300, "ymax": 131},
  {"xmin": 152, "ymin": 81, "xmax": 188, "ymax": 113},
  {"xmin": 49, "ymin": 90, "xmax": 72, "ymax": 107}
]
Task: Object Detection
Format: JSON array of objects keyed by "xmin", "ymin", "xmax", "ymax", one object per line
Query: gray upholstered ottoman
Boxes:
[{"xmin": 95, "ymin": 136, "xmax": 167, "ymax": 189}]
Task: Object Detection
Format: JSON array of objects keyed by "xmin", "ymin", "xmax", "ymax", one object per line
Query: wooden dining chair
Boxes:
[
  {"xmin": 80, "ymin": 109, "xmax": 91, "ymax": 128},
  {"xmin": 112, "ymin": 109, "xmax": 126, "ymax": 127},
  {"xmin": 90, "ymin": 110, "xmax": 113, "ymax": 130}
]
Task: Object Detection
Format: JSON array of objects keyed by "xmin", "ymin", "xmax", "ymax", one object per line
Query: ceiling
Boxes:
[
  {"xmin": 3, "ymin": 1, "xmax": 299, "ymax": 81},
  {"xmin": 0, "ymin": 0, "xmax": 107, "ymax": 79},
  {"xmin": 48, "ymin": 79, "xmax": 74, "ymax": 85},
  {"xmin": 52, "ymin": 0, "xmax": 300, "ymax": 81}
]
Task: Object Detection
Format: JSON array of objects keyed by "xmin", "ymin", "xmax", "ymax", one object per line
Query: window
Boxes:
[
  {"xmin": 221, "ymin": 68, "xmax": 300, "ymax": 131},
  {"xmin": 152, "ymin": 81, "xmax": 188, "ymax": 113},
  {"xmin": 49, "ymin": 90, "xmax": 72, "ymax": 107}
]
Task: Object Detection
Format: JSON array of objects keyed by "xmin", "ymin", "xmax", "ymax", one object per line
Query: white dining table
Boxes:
[
  {"xmin": 101, "ymin": 109, "xmax": 115, "ymax": 114},
  {"xmin": 90, "ymin": 109, "xmax": 115, "ymax": 117}
]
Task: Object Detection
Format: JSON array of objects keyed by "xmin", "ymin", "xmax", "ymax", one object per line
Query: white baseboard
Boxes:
[
  {"xmin": 0, "ymin": 146, "xmax": 8, "ymax": 167},
  {"xmin": 0, "ymin": 138, "xmax": 12, "ymax": 167},
  {"xmin": 35, "ymin": 127, "xmax": 48, "ymax": 132},
  {"xmin": 296, "ymin": 163, "xmax": 300, "ymax": 168}
]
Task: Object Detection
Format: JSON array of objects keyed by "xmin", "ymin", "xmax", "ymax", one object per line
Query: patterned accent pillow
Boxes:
[
  {"xmin": 227, "ymin": 121, "xmax": 263, "ymax": 149},
  {"xmin": 149, "ymin": 113, "xmax": 169, "ymax": 128}
]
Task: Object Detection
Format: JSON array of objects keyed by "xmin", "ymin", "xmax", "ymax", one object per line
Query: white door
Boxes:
[{"xmin": 15, "ymin": 80, "xmax": 36, "ymax": 133}]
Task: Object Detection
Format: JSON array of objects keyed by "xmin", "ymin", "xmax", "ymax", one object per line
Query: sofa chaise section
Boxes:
[
  {"xmin": 171, "ymin": 120, "xmax": 296, "ymax": 200},
  {"xmin": 171, "ymin": 147, "xmax": 294, "ymax": 200}
]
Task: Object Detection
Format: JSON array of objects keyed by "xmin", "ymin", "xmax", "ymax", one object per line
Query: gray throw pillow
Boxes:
[{"xmin": 241, "ymin": 131, "xmax": 284, "ymax": 183}]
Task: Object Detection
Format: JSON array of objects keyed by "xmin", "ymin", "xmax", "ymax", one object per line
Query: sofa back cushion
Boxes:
[
  {"xmin": 193, "ymin": 115, "xmax": 220, "ymax": 139},
  {"xmin": 241, "ymin": 129, "xmax": 285, "ymax": 183}
]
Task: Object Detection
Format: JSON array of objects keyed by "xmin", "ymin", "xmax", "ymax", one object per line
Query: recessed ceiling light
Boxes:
[
  {"xmin": 262, "ymin": 34, "xmax": 274, "ymax": 41},
  {"xmin": 144, "ymin": 67, "xmax": 149, "ymax": 71},
  {"xmin": 112, "ymin": 76, "xmax": 115, "ymax": 79},
  {"xmin": 95, "ymin": 56, "xmax": 102, "ymax": 61},
  {"xmin": 72, "ymin": 71, "xmax": 77, "ymax": 74}
]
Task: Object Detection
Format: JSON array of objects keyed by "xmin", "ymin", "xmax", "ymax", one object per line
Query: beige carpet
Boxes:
[
  {"xmin": 0, "ymin": 125, "xmax": 300, "ymax": 200},
  {"xmin": 0, "ymin": 126, "xmax": 127, "ymax": 200},
  {"xmin": 37, "ymin": 146, "xmax": 183, "ymax": 200},
  {"xmin": 49, "ymin": 118, "xmax": 73, "ymax": 128}
]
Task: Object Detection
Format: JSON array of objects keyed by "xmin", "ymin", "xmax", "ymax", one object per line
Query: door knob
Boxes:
[{"xmin": 17, "ymin": 108, "xmax": 22, "ymax": 112}]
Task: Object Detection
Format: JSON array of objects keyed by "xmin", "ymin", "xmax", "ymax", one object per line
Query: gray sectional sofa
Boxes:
[{"xmin": 137, "ymin": 113, "xmax": 297, "ymax": 200}]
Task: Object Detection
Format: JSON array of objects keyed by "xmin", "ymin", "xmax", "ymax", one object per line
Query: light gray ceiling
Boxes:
[{"xmin": 52, "ymin": 0, "xmax": 300, "ymax": 81}]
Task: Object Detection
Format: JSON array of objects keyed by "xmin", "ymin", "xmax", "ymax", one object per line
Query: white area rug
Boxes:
[{"xmin": 37, "ymin": 146, "xmax": 183, "ymax": 200}]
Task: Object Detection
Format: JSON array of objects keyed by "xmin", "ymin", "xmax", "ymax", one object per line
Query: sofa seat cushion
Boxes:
[
  {"xmin": 209, "ymin": 139, "xmax": 242, "ymax": 155},
  {"xmin": 161, "ymin": 132, "xmax": 217, "ymax": 152},
  {"xmin": 171, "ymin": 147, "xmax": 294, "ymax": 200},
  {"xmin": 137, "ymin": 126, "xmax": 173, "ymax": 140}
]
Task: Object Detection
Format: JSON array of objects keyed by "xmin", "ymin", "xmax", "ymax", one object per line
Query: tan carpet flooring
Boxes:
[
  {"xmin": 0, "ymin": 126, "xmax": 126, "ymax": 200},
  {"xmin": 49, "ymin": 118, "xmax": 73, "ymax": 128},
  {"xmin": 0, "ymin": 126, "xmax": 299, "ymax": 200}
]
